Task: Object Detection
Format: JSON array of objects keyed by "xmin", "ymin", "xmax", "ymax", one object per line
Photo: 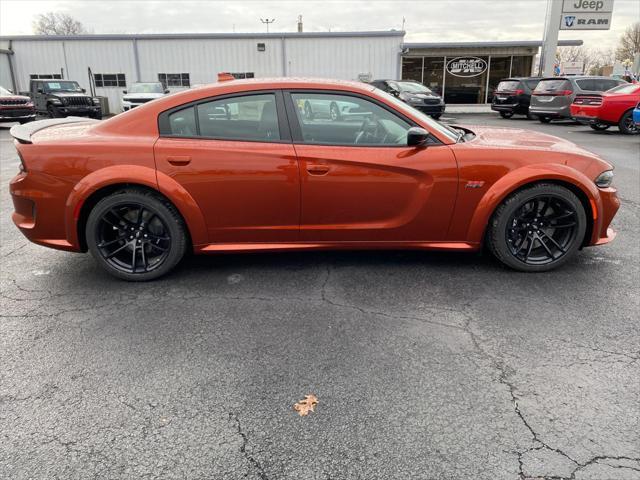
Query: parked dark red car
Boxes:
[
  {"xmin": 0, "ymin": 86, "xmax": 36, "ymax": 124},
  {"xmin": 571, "ymin": 83, "xmax": 640, "ymax": 134}
]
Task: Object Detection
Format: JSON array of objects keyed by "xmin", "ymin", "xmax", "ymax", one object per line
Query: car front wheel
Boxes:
[
  {"xmin": 487, "ymin": 184, "xmax": 586, "ymax": 272},
  {"xmin": 499, "ymin": 111, "xmax": 514, "ymax": 119},
  {"xmin": 618, "ymin": 110, "xmax": 639, "ymax": 135},
  {"xmin": 86, "ymin": 189, "xmax": 187, "ymax": 281}
]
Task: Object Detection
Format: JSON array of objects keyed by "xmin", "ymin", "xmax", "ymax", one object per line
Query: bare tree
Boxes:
[
  {"xmin": 616, "ymin": 22, "xmax": 640, "ymax": 62},
  {"xmin": 33, "ymin": 12, "xmax": 87, "ymax": 35}
]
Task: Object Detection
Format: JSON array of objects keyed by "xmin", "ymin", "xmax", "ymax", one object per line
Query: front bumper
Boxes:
[
  {"xmin": 589, "ymin": 187, "xmax": 620, "ymax": 247},
  {"xmin": 51, "ymin": 105, "xmax": 101, "ymax": 117},
  {"xmin": 412, "ymin": 104, "xmax": 446, "ymax": 116},
  {"xmin": 0, "ymin": 108, "xmax": 36, "ymax": 122}
]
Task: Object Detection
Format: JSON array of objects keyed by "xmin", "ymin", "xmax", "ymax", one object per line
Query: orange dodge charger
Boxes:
[{"xmin": 9, "ymin": 78, "xmax": 620, "ymax": 280}]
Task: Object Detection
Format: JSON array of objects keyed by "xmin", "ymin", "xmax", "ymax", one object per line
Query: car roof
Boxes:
[{"xmin": 538, "ymin": 76, "xmax": 619, "ymax": 81}]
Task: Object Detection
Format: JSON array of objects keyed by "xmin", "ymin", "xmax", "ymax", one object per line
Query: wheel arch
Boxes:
[
  {"xmin": 467, "ymin": 165, "xmax": 599, "ymax": 247},
  {"xmin": 65, "ymin": 166, "xmax": 208, "ymax": 251}
]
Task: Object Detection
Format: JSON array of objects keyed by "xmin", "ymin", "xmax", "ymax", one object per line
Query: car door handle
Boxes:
[
  {"xmin": 306, "ymin": 164, "xmax": 330, "ymax": 175},
  {"xmin": 166, "ymin": 155, "xmax": 191, "ymax": 166}
]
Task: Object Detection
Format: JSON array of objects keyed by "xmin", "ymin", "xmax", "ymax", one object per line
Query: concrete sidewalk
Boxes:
[{"xmin": 444, "ymin": 104, "xmax": 492, "ymax": 113}]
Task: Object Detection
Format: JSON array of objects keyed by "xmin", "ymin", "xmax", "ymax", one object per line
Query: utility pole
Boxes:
[
  {"xmin": 539, "ymin": 0, "xmax": 563, "ymax": 77},
  {"xmin": 260, "ymin": 18, "xmax": 275, "ymax": 33}
]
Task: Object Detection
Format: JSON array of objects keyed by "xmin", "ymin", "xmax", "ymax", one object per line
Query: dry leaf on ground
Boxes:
[{"xmin": 293, "ymin": 394, "xmax": 318, "ymax": 416}]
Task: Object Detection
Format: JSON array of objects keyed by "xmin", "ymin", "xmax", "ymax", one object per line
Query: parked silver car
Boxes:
[{"xmin": 529, "ymin": 76, "xmax": 625, "ymax": 123}]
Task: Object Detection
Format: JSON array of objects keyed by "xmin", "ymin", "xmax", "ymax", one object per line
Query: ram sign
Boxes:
[{"xmin": 560, "ymin": 0, "xmax": 613, "ymax": 30}]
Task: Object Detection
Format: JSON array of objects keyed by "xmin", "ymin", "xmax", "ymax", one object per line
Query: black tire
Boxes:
[
  {"xmin": 589, "ymin": 123, "xmax": 610, "ymax": 131},
  {"xmin": 499, "ymin": 111, "xmax": 514, "ymax": 119},
  {"xmin": 86, "ymin": 189, "xmax": 187, "ymax": 281},
  {"xmin": 487, "ymin": 183, "xmax": 586, "ymax": 272},
  {"xmin": 329, "ymin": 102, "xmax": 341, "ymax": 121},
  {"xmin": 47, "ymin": 104, "xmax": 61, "ymax": 118},
  {"xmin": 538, "ymin": 116, "xmax": 551, "ymax": 124},
  {"xmin": 618, "ymin": 110, "xmax": 639, "ymax": 135},
  {"xmin": 526, "ymin": 111, "xmax": 536, "ymax": 120},
  {"xmin": 19, "ymin": 118, "xmax": 35, "ymax": 124},
  {"xmin": 431, "ymin": 114, "xmax": 442, "ymax": 120}
]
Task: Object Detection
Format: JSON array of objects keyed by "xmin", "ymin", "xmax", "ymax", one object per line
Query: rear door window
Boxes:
[
  {"xmin": 168, "ymin": 107, "xmax": 197, "ymax": 136},
  {"xmin": 597, "ymin": 79, "xmax": 623, "ymax": 91},
  {"xmin": 576, "ymin": 79, "xmax": 596, "ymax": 91},
  {"xmin": 534, "ymin": 79, "xmax": 571, "ymax": 93}
]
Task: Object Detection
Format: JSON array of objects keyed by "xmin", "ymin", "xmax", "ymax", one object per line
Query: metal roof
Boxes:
[
  {"xmin": 403, "ymin": 40, "xmax": 583, "ymax": 49},
  {"xmin": 0, "ymin": 30, "xmax": 405, "ymax": 41}
]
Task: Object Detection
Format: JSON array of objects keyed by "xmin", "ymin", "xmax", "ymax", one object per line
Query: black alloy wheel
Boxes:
[
  {"xmin": 590, "ymin": 123, "xmax": 610, "ymax": 131},
  {"xmin": 86, "ymin": 189, "xmax": 186, "ymax": 281},
  {"xmin": 488, "ymin": 184, "xmax": 586, "ymax": 272},
  {"xmin": 500, "ymin": 111, "xmax": 514, "ymax": 119},
  {"xmin": 618, "ymin": 110, "xmax": 639, "ymax": 135}
]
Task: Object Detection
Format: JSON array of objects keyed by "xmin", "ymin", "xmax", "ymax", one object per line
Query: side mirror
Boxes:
[
  {"xmin": 164, "ymin": 89, "xmax": 170, "ymax": 94},
  {"xmin": 37, "ymin": 88, "xmax": 43, "ymax": 94},
  {"xmin": 407, "ymin": 127, "xmax": 429, "ymax": 147},
  {"xmin": 122, "ymin": 90, "xmax": 127, "ymax": 94},
  {"xmin": 81, "ymin": 88, "xmax": 86, "ymax": 93}
]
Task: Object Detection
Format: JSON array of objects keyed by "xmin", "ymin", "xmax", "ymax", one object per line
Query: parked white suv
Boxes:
[{"xmin": 122, "ymin": 82, "xmax": 169, "ymax": 111}]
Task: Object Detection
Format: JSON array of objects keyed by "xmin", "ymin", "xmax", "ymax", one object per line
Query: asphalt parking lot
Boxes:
[{"xmin": 1, "ymin": 114, "xmax": 638, "ymax": 480}]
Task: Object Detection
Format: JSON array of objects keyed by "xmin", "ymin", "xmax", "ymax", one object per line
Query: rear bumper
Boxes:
[
  {"xmin": 10, "ymin": 171, "xmax": 80, "ymax": 252},
  {"xmin": 491, "ymin": 102, "xmax": 528, "ymax": 114},
  {"xmin": 529, "ymin": 106, "xmax": 570, "ymax": 118}
]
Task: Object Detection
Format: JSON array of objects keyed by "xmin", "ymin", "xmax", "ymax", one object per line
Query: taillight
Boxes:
[{"xmin": 514, "ymin": 89, "xmax": 524, "ymax": 95}]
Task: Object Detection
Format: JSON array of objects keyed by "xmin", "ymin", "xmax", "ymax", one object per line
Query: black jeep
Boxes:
[
  {"xmin": 30, "ymin": 79, "xmax": 101, "ymax": 119},
  {"xmin": 491, "ymin": 77, "xmax": 541, "ymax": 118}
]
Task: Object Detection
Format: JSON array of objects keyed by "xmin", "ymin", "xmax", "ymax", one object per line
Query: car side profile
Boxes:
[
  {"xmin": 530, "ymin": 76, "xmax": 625, "ymax": 123},
  {"xmin": 570, "ymin": 83, "xmax": 640, "ymax": 135},
  {"xmin": 370, "ymin": 80, "xmax": 445, "ymax": 119},
  {"xmin": 10, "ymin": 78, "xmax": 619, "ymax": 280}
]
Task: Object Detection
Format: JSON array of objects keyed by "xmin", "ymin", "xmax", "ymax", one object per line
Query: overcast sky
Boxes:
[{"xmin": 1, "ymin": 0, "xmax": 638, "ymax": 51}]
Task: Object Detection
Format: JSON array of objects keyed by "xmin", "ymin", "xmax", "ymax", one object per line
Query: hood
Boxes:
[
  {"xmin": 123, "ymin": 92, "xmax": 165, "ymax": 100},
  {"xmin": 0, "ymin": 94, "xmax": 31, "ymax": 101},
  {"xmin": 401, "ymin": 91, "xmax": 440, "ymax": 99},
  {"xmin": 465, "ymin": 125, "xmax": 595, "ymax": 156},
  {"xmin": 49, "ymin": 92, "xmax": 91, "ymax": 98}
]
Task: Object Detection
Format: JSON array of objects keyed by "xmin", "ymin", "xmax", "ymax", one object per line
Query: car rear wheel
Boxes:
[
  {"xmin": 487, "ymin": 184, "xmax": 586, "ymax": 272},
  {"xmin": 590, "ymin": 123, "xmax": 610, "ymax": 131},
  {"xmin": 499, "ymin": 111, "xmax": 514, "ymax": 119},
  {"xmin": 431, "ymin": 114, "xmax": 442, "ymax": 120},
  {"xmin": 618, "ymin": 110, "xmax": 639, "ymax": 135},
  {"xmin": 538, "ymin": 116, "xmax": 551, "ymax": 124},
  {"xmin": 86, "ymin": 189, "xmax": 187, "ymax": 281}
]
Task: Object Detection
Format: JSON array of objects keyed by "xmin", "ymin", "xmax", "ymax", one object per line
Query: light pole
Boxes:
[{"xmin": 260, "ymin": 18, "xmax": 275, "ymax": 33}]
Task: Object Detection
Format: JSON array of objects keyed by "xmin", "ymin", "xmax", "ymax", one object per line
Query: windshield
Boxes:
[
  {"xmin": 374, "ymin": 88, "xmax": 459, "ymax": 142},
  {"xmin": 44, "ymin": 81, "xmax": 82, "ymax": 92},
  {"xmin": 394, "ymin": 81, "xmax": 433, "ymax": 94},
  {"xmin": 606, "ymin": 83, "xmax": 640, "ymax": 94},
  {"xmin": 129, "ymin": 83, "xmax": 164, "ymax": 94},
  {"xmin": 0, "ymin": 86, "xmax": 13, "ymax": 96}
]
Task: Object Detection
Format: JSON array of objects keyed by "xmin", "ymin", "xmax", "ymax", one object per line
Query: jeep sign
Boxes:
[
  {"xmin": 562, "ymin": 0, "xmax": 614, "ymax": 12},
  {"xmin": 560, "ymin": 0, "xmax": 613, "ymax": 30},
  {"xmin": 446, "ymin": 57, "xmax": 487, "ymax": 77}
]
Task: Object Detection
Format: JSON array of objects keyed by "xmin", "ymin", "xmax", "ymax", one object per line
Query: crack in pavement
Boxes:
[{"xmin": 228, "ymin": 412, "xmax": 269, "ymax": 480}]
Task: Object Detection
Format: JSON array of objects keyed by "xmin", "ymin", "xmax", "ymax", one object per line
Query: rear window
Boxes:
[
  {"xmin": 534, "ymin": 79, "xmax": 571, "ymax": 92},
  {"xmin": 496, "ymin": 80, "xmax": 521, "ymax": 91}
]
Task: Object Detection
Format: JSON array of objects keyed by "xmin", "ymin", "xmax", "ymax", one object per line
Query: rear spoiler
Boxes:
[{"xmin": 9, "ymin": 117, "xmax": 99, "ymax": 144}]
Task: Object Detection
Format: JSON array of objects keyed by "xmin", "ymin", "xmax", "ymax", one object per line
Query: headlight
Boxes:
[
  {"xmin": 92, "ymin": 97, "xmax": 101, "ymax": 105},
  {"xmin": 594, "ymin": 170, "xmax": 614, "ymax": 188},
  {"xmin": 407, "ymin": 96, "xmax": 423, "ymax": 104},
  {"xmin": 49, "ymin": 98, "xmax": 62, "ymax": 104}
]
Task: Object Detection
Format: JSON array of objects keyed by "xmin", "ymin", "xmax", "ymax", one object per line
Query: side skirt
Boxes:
[{"xmin": 194, "ymin": 241, "xmax": 480, "ymax": 254}]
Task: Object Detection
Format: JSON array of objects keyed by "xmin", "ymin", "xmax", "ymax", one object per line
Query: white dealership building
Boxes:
[{"xmin": 0, "ymin": 31, "xmax": 581, "ymax": 113}]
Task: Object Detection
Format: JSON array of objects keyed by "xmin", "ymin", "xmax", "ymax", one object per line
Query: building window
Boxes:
[
  {"xmin": 257, "ymin": 43, "xmax": 266, "ymax": 52},
  {"xmin": 30, "ymin": 74, "xmax": 62, "ymax": 79},
  {"xmin": 230, "ymin": 72, "xmax": 255, "ymax": 79},
  {"xmin": 94, "ymin": 73, "xmax": 126, "ymax": 87},
  {"xmin": 158, "ymin": 73, "xmax": 190, "ymax": 87}
]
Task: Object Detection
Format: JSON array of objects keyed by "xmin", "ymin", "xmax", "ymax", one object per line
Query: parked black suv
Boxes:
[
  {"xmin": 370, "ymin": 80, "xmax": 445, "ymax": 119},
  {"xmin": 491, "ymin": 77, "xmax": 541, "ymax": 118},
  {"xmin": 30, "ymin": 79, "xmax": 101, "ymax": 119}
]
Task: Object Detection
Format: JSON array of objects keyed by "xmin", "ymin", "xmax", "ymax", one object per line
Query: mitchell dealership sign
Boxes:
[{"xmin": 446, "ymin": 57, "xmax": 487, "ymax": 77}]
